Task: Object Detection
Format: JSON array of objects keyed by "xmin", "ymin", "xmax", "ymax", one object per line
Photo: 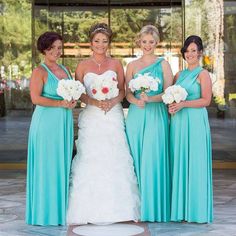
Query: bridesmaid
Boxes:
[
  {"xmin": 125, "ymin": 25, "xmax": 173, "ymax": 222},
  {"xmin": 169, "ymin": 35, "xmax": 213, "ymax": 223},
  {"xmin": 26, "ymin": 32, "xmax": 77, "ymax": 225}
]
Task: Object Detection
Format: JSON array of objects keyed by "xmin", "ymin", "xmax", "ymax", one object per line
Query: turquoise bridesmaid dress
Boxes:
[
  {"xmin": 170, "ymin": 66, "xmax": 213, "ymax": 223},
  {"xmin": 126, "ymin": 58, "xmax": 171, "ymax": 222},
  {"xmin": 26, "ymin": 63, "xmax": 74, "ymax": 226}
]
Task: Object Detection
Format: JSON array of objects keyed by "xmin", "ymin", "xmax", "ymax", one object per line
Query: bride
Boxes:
[{"xmin": 66, "ymin": 23, "xmax": 140, "ymax": 225}]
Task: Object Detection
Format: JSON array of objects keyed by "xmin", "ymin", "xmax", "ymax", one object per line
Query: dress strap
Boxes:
[
  {"xmin": 134, "ymin": 57, "xmax": 164, "ymax": 76},
  {"xmin": 41, "ymin": 63, "xmax": 72, "ymax": 80},
  {"xmin": 41, "ymin": 63, "xmax": 50, "ymax": 73},
  {"xmin": 177, "ymin": 66, "xmax": 203, "ymax": 86},
  {"xmin": 155, "ymin": 57, "xmax": 164, "ymax": 65}
]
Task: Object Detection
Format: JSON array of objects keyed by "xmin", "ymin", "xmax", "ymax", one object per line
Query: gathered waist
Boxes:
[
  {"xmin": 85, "ymin": 103, "xmax": 122, "ymax": 112},
  {"xmin": 41, "ymin": 93, "xmax": 63, "ymax": 100}
]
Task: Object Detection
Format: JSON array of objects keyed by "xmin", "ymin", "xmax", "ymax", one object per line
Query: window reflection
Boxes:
[{"xmin": 0, "ymin": 0, "xmax": 235, "ymax": 121}]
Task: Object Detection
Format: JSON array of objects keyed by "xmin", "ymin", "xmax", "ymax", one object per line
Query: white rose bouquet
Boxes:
[
  {"xmin": 90, "ymin": 76, "xmax": 119, "ymax": 100},
  {"xmin": 129, "ymin": 72, "xmax": 160, "ymax": 93},
  {"xmin": 162, "ymin": 85, "xmax": 188, "ymax": 104},
  {"xmin": 57, "ymin": 79, "xmax": 86, "ymax": 101}
]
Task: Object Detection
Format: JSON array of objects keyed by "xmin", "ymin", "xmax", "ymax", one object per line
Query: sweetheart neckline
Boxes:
[{"xmin": 84, "ymin": 70, "xmax": 117, "ymax": 78}]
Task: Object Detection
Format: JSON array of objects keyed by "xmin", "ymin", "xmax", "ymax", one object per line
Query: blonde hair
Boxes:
[
  {"xmin": 89, "ymin": 23, "xmax": 113, "ymax": 43},
  {"xmin": 136, "ymin": 25, "xmax": 160, "ymax": 46}
]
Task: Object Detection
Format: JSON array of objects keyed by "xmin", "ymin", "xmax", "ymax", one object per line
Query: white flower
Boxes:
[
  {"xmin": 162, "ymin": 93, "xmax": 175, "ymax": 104},
  {"xmin": 162, "ymin": 85, "xmax": 188, "ymax": 104},
  {"xmin": 57, "ymin": 79, "xmax": 85, "ymax": 101},
  {"xmin": 129, "ymin": 72, "xmax": 160, "ymax": 93}
]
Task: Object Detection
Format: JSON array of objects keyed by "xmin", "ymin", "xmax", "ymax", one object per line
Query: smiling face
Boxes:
[
  {"xmin": 44, "ymin": 39, "xmax": 62, "ymax": 62},
  {"xmin": 140, "ymin": 33, "xmax": 157, "ymax": 55},
  {"xmin": 184, "ymin": 42, "xmax": 202, "ymax": 66},
  {"xmin": 91, "ymin": 32, "xmax": 109, "ymax": 55}
]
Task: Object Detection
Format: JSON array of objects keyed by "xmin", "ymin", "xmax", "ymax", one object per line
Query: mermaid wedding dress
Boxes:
[{"xmin": 67, "ymin": 70, "xmax": 140, "ymax": 225}]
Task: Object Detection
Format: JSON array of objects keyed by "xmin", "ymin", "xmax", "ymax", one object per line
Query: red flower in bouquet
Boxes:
[
  {"xmin": 92, "ymin": 88, "xmax": 97, "ymax": 94},
  {"xmin": 102, "ymin": 87, "xmax": 109, "ymax": 94}
]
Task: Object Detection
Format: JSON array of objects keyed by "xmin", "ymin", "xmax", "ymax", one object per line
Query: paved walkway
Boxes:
[{"xmin": 0, "ymin": 170, "xmax": 235, "ymax": 235}]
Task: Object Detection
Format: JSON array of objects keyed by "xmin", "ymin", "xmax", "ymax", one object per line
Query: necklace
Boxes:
[{"xmin": 91, "ymin": 57, "xmax": 107, "ymax": 71}]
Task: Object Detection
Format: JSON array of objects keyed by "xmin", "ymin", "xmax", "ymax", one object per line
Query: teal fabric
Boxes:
[
  {"xmin": 170, "ymin": 66, "xmax": 213, "ymax": 223},
  {"xmin": 126, "ymin": 58, "xmax": 171, "ymax": 222},
  {"xmin": 26, "ymin": 63, "xmax": 74, "ymax": 225}
]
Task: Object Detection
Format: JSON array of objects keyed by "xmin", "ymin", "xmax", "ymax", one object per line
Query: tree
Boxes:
[{"xmin": 0, "ymin": 0, "xmax": 32, "ymax": 79}]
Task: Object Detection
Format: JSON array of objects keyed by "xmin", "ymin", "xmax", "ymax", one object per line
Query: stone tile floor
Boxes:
[{"xmin": 0, "ymin": 170, "xmax": 236, "ymax": 236}]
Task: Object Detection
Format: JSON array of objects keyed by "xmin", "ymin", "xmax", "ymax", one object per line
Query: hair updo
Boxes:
[
  {"xmin": 181, "ymin": 35, "xmax": 203, "ymax": 59},
  {"xmin": 136, "ymin": 25, "xmax": 160, "ymax": 46},
  {"xmin": 37, "ymin": 31, "xmax": 62, "ymax": 54},
  {"xmin": 89, "ymin": 23, "xmax": 113, "ymax": 43}
]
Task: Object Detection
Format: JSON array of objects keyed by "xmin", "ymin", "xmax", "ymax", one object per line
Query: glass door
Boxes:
[{"xmin": 33, "ymin": 0, "xmax": 183, "ymax": 73}]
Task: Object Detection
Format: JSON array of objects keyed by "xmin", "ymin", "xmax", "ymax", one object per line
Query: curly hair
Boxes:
[{"xmin": 37, "ymin": 31, "xmax": 62, "ymax": 54}]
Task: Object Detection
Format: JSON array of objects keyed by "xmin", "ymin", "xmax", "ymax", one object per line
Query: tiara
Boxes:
[{"xmin": 92, "ymin": 27, "xmax": 107, "ymax": 33}]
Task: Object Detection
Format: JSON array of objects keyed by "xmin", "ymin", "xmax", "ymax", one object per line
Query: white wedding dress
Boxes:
[{"xmin": 67, "ymin": 70, "xmax": 140, "ymax": 225}]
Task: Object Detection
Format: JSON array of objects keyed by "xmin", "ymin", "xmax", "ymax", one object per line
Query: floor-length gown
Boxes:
[
  {"xmin": 126, "ymin": 58, "xmax": 171, "ymax": 222},
  {"xmin": 26, "ymin": 63, "xmax": 74, "ymax": 226},
  {"xmin": 170, "ymin": 66, "xmax": 213, "ymax": 223},
  {"xmin": 67, "ymin": 70, "xmax": 140, "ymax": 225}
]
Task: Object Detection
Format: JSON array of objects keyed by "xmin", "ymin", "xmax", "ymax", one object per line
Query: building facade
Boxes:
[{"xmin": 0, "ymin": 0, "xmax": 235, "ymax": 117}]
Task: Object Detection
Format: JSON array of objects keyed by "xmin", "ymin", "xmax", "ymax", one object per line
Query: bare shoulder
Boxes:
[
  {"xmin": 31, "ymin": 65, "xmax": 47, "ymax": 79},
  {"xmin": 77, "ymin": 58, "xmax": 90, "ymax": 68},
  {"xmin": 109, "ymin": 57, "xmax": 119, "ymax": 64},
  {"xmin": 75, "ymin": 59, "xmax": 90, "ymax": 73},
  {"xmin": 199, "ymin": 68, "xmax": 210, "ymax": 77},
  {"xmin": 127, "ymin": 58, "xmax": 140, "ymax": 70},
  {"xmin": 161, "ymin": 58, "xmax": 171, "ymax": 68},
  {"xmin": 197, "ymin": 69, "xmax": 211, "ymax": 88},
  {"xmin": 109, "ymin": 57, "xmax": 122, "ymax": 67},
  {"xmin": 199, "ymin": 69, "xmax": 211, "ymax": 81}
]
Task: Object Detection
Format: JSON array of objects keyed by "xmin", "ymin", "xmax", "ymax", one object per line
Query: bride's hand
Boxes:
[
  {"xmin": 95, "ymin": 100, "xmax": 110, "ymax": 111},
  {"xmin": 100, "ymin": 99, "xmax": 115, "ymax": 113}
]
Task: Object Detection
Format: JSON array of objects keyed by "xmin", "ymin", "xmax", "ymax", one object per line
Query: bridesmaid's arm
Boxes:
[
  {"xmin": 169, "ymin": 69, "xmax": 212, "ymax": 113},
  {"xmin": 142, "ymin": 60, "xmax": 174, "ymax": 103},
  {"xmin": 173, "ymin": 72, "xmax": 180, "ymax": 84},
  {"xmin": 125, "ymin": 62, "xmax": 145, "ymax": 108},
  {"xmin": 30, "ymin": 67, "xmax": 74, "ymax": 108}
]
